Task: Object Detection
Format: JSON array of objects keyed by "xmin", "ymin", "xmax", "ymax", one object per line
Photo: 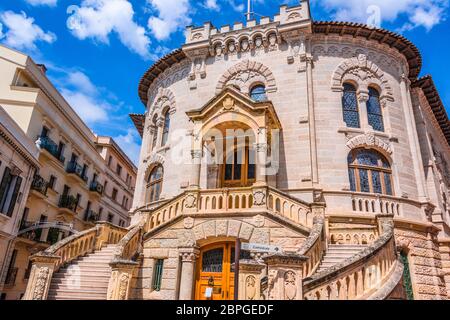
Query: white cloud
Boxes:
[
  {"xmin": 147, "ymin": 0, "xmax": 191, "ymax": 41},
  {"xmin": 0, "ymin": 11, "xmax": 56, "ymax": 51},
  {"xmin": 205, "ymin": 0, "xmax": 219, "ymax": 10},
  {"xmin": 113, "ymin": 128, "xmax": 141, "ymax": 165},
  {"xmin": 61, "ymin": 88, "xmax": 110, "ymax": 124},
  {"xmin": 25, "ymin": 0, "xmax": 58, "ymax": 7},
  {"xmin": 320, "ymin": 0, "xmax": 448, "ymax": 31},
  {"xmin": 67, "ymin": 0, "xmax": 151, "ymax": 59}
]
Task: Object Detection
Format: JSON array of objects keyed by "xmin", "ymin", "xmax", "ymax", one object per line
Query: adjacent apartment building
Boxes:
[{"xmin": 0, "ymin": 45, "xmax": 137, "ymax": 300}]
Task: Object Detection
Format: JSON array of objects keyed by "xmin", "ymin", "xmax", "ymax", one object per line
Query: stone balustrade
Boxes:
[
  {"xmin": 298, "ymin": 216, "xmax": 326, "ymax": 278},
  {"xmin": 141, "ymin": 186, "xmax": 314, "ymax": 233},
  {"xmin": 22, "ymin": 222, "xmax": 128, "ymax": 300},
  {"xmin": 303, "ymin": 217, "xmax": 398, "ymax": 300}
]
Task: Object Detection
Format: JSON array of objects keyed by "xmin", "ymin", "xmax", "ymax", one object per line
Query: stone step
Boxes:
[
  {"xmin": 55, "ymin": 270, "xmax": 111, "ymax": 278},
  {"xmin": 48, "ymin": 287, "xmax": 107, "ymax": 295},
  {"xmin": 52, "ymin": 272, "xmax": 111, "ymax": 280},
  {"xmin": 48, "ymin": 293, "xmax": 107, "ymax": 300},
  {"xmin": 50, "ymin": 283, "xmax": 109, "ymax": 291}
]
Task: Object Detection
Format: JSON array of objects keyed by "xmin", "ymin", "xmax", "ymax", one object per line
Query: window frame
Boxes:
[
  {"xmin": 152, "ymin": 259, "xmax": 164, "ymax": 292},
  {"xmin": 348, "ymin": 149, "xmax": 393, "ymax": 196},
  {"xmin": 249, "ymin": 84, "xmax": 267, "ymax": 102},
  {"xmin": 366, "ymin": 86, "xmax": 385, "ymax": 132},
  {"xmin": 146, "ymin": 165, "xmax": 164, "ymax": 203},
  {"xmin": 342, "ymin": 83, "xmax": 361, "ymax": 129},
  {"xmin": 161, "ymin": 109, "xmax": 171, "ymax": 147}
]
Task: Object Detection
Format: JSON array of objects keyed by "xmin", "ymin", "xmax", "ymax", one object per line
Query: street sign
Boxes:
[{"xmin": 241, "ymin": 243, "xmax": 282, "ymax": 253}]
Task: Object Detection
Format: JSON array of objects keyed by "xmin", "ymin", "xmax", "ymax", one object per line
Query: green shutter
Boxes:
[
  {"xmin": 400, "ymin": 251, "xmax": 414, "ymax": 300},
  {"xmin": 152, "ymin": 259, "xmax": 164, "ymax": 291},
  {"xmin": 0, "ymin": 167, "xmax": 12, "ymax": 213},
  {"xmin": 7, "ymin": 176, "xmax": 22, "ymax": 217}
]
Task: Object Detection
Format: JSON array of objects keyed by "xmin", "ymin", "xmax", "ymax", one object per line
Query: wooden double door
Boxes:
[{"xmin": 195, "ymin": 243, "xmax": 235, "ymax": 300}]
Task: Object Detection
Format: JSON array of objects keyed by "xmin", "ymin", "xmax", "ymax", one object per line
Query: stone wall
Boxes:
[{"xmin": 131, "ymin": 214, "xmax": 308, "ymax": 300}]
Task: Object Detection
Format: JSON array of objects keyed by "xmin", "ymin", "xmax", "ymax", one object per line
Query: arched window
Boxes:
[
  {"xmin": 250, "ymin": 85, "xmax": 267, "ymax": 102},
  {"xmin": 146, "ymin": 165, "xmax": 163, "ymax": 203},
  {"xmin": 161, "ymin": 109, "xmax": 171, "ymax": 146},
  {"xmin": 342, "ymin": 83, "xmax": 360, "ymax": 128},
  {"xmin": 348, "ymin": 149, "xmax": 393, "ymax": 195},
  {"xmin": 367, "ymin": 87, "xmax": 384, "ymax": 132}
]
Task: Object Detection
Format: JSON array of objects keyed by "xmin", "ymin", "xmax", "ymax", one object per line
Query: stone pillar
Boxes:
[
  {"xmin": 107, "ymin": 260, "xmax": 138, "ymax": 300},
  {"xmin": 263, "ymin": 253, "xmax": 307, "ymax": 300},
  {"xmin": 399, "ymin": 74, "xmax": 428, "ymax": 202},
  {"xmin": 189, "ymin": 150, "xmax": 202, "ymax": 189},
  {"xmin": 238, "ymin": 259, "xmax": 266, "ymax": 300},
  {"xmin": 254, "ymin": 142, "xmax": 268, "ymax": 186},
  {"xmin": 305, "ymin": 55, "xmax": 319, "ymax": 185},
  {"xmin": 178, "ymin": 247, "xmax": 199, "ymax": 300},
  {"xmin": 22, "ymin": 254, "xmax": 60, "ymax": 300},
  {"xmin": 357, "ymin": 88, "xmax": 370, "ymax": 130},
  {"xmin": 155, "ymin": 117, "xmax": 164, "ymax": 150}
]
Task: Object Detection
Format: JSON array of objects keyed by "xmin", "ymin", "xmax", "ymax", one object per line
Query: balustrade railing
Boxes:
[
  {"xmin": 142, "ymin": 187, "xmax": 314, "ymax": 233},
  {"xmin": 38, "ymin": 136, "xmax": 65, "ymax": 164},
  {"xmin": 90, "ymin": 181, "xmax": 104, "ymax": 195},
  {"xmin": 298, "ymin": 216, "xmax": 326, "ymax": 278},
  {"xmin": 58, "ymin": 195, "xmax": 78, "ymax": 212},
  {"xmin": 31, "ymin": 175, "xmax": 48, "ymax": 196},
  {"xmin": 303, "ymin": 220, "xmax": 398, "ymax": 300},
  {"xmin": 66, "ymin": 161, "xmax": 88, "ymax": 182}
]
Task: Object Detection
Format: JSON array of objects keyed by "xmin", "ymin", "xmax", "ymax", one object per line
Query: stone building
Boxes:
[
  {"xmin": 0, "ymin": 106, "xmax": 40, "ymax": 299},
  {"xmin": 24, "ymin": 1, "xmax": 449, "ymax": 300},
  {"xmin": 0, "ymin": 45, "xmax": 137, "ymax": 300}
]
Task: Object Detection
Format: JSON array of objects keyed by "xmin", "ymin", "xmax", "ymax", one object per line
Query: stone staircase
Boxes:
[
  {"xmin": 315, "ymin": 244, "xmax": 367, "ymax": 274},
  {"xmin": 47, "ymin": 244, "xmax": 117, "ymax": 300}
]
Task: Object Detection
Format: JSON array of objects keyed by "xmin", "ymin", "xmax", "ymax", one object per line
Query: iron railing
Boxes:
[
  {"xmin": 59, "ymin": 195, "xmax": 78, "ymax": 212},
  {"xmin": 39, "ymin": 136, "xmax": 65, "ymax": 164},
  {"xmin": 31, "ymin": 175, "xmax": 48, "ymax": 196},
  {"xmin": 66, "ymin": 161, "xmax": 88, "ymax": 182},
  {"xmin": 89, "ymin": 181, "xmax": 104, "ymax": 195}
]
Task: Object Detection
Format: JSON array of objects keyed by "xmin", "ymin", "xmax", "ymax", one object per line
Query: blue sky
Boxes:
[{"xmin": 0, "ymin": 0, "xmax": 449, "ymax": 164}]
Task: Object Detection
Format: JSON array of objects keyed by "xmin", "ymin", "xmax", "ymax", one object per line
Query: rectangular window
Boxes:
[
  {"xmin": 41, "ymin": 126, "xmax": 49, "ymax": 138},
  {"xmin": 107, "ymin": 213, "xmax": 114, "ymax": 223},
  {"xmin": 348, "ymin": 168, "xmax": 356, "ymax": 192},
  {"xmin": 108, "ymin": 156, "xmax": 112, "ymax": 167},
  {"xmin": 152, "ymin": 259, "xmax": 164, "ymax": 291},
  {"xmin": 0, "ymin": 167, "xmax": 13, "ymax": 214},
  {"xmin": 112, "ymin": 188, "xmax": 118, "ymax": 201},
  {"xmin": 48, "ymin": 175, "xmax": 57, "ymax": 190},
  {"xmin": 372, "ymin": 171, "xmax": 382, "ymax": 194},
  {"xmin": 116, "ymin": 164, "xmax": 122, "ymax": 176},
  {"xmin": 384, "ymin": 173, "xmax": 393, "ymax": 196}
]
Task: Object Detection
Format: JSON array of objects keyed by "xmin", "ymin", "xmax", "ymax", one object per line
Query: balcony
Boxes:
[
  {"xmin": 59, "ymin": 194, "xmax": 78, "ymax": 213},
  {"xmin": 84, "ymin": 210, "xmax": 100, "ymax": 223},
  {"xmin": 66, "ymin": 161, "xmax": 88, "ymax": 184},
  {"xmin": 30, "ymin": 174, "xmax": 48, "ymax": 197},
  {"xmin": 4, "ymin": 267, "xmax": 18, "ymax": 286},
  {"xmin": 38, "ymin": 136, "xmax": 65, "ymax": 164},
  {"xmin": 89, "ymin": 181, "xmax": 104, "ymax": 196},
  {"xmin": 18, "ymin": 221, "xmax": 64, "ymax": 245}
]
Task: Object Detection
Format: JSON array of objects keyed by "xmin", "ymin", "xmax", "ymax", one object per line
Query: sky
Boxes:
[{"xmin": 0, "ymin": 0, "xmax": 449, "ymax": 165}]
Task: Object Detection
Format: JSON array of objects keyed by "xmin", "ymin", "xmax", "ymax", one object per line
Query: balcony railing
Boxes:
[
  {"xmin": 5, "ymin": 267, "xmax": 18, "ymax": 286},
  {"xmin": 66, "ymin": 161, "xmax": 88, "ymax": 182},
  {"xmin": 89, "ymin": 181, "xmax": 104, "ymax": 195},
  {"xmin": 84, "ymin": 210, "xmax": 100, "ymax": 223},
  {"xmin": 38, "ymin": 136, "xmax": 65, "ymax": 164},
  {"xmin": 31, "ymin": 175, "xmax": 48, "ymax": 196},
  {"xmin": 59, "ymin": 195, "xmax": 78, "ymax": 212}
]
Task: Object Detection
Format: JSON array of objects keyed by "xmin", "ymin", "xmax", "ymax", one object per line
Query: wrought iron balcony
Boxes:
[
  {"xmin": 4, "ymin": 267, "xmax": 18, "ymax": 286},
  {"xmin": 89, "ymin": 181, "xmax": 104, "ymax": 195},
  {"xmin": 84, "ymin": 210, "xmax": 100, "ymax": 223},
  {"xmin": 31, "ymin": 174, "xmax": 48, "ymax": 196},
  {"xmin": 66, "ymin": 161, "xmax": 88, "ymax": 182},
  {"xmin": 59, "ymin": 194, "xmax": 78, "ymax": 212},
  {"xmin": 38, "ymin": 136, "xmax": 65, "ymax": 164}
]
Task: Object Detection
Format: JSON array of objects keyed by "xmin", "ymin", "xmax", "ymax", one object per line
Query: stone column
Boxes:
[
  {"xmin": 357, "ymin": 89, "xmax": 370, "ymax": 130},
  {"xmin": 263, "ymin": 253, "xmax": 307, "ymax": 300},
  {"xmin": 399, "ymin": 74, "xmax": 428, "ymax": 202},
  {"xmin": 189, "ymin": 150, "xmax": 202, "ymax": 189},
  {"xmin": 238, "ymin": 259, "xmax": 266, "ymax": 300},
  {"xmin": 178, "ymin": 247, "xmax": 199, "ymax": 300},
  {"xmin": 305, "ymin": 55, "xmax": 319, "ymax": 185},
  {"xmin": 107, "ymin": 260, "xmax": 138, "ymax": 300},
  {"xmin": 155, "ymin": 117, "xmax": 164, "ymax": 150},
  {"xmin": 254, "ymin": 142, "xmax": 268, "ymax": 186},
  {"xmin": 22, "ymin": 254, "xmax": 60, "ymax": 300}
]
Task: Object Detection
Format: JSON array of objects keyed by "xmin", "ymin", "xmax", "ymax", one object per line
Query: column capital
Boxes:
[{"xmin": 179, "ymin": 247, "xmax": 200, "ymax": 262}]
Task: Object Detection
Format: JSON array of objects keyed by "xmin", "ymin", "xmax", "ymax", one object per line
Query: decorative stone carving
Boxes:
[
  {"xmin": 246, "ymin": 275, "xmax": 257, "ymax": 300},
  {"xmin": 32, "ymin": 267, "xmax": 50, "ymax": 300},
  {"xmin": 183, "ymin": 217, "xmax": 195, "ymax": 229},
  {"xmin": 253, "ymin": 215, "xmax": 265, "ymax": 228},
  {"xmin": 185, "ymin": 193, "xmax": 197, "ymax": 209},
  {"xmin": 331, "ymin": 54, "xmax": 394, "ymax": 102},
  {"xmin": 253, "ymin": 191, "xmax": 266, "ymax": 206},
  {"xmin": 346, "ymin": 133, "xmax": 393, "ymax": 155},
  {"xmin": 118, "ymin": 273, "xmax": 130, "ymax": 300},
  {"xmin": 284, "ymin": 271, "xmax": 297, "ymax": 300},
  {"xmin": 216, "ymin": 60, "xmax": 277, "ymax": 94}
]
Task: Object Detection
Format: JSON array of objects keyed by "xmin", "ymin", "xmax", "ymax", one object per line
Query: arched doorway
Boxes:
[{"xmin": 204, "ymin": 122, "xmax": 256, "ymax": 189}]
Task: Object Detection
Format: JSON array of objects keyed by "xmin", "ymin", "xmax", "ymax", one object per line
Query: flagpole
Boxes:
[{"xmin": 247, "ymin": 0, "xmax": 251, "ymax": 21}]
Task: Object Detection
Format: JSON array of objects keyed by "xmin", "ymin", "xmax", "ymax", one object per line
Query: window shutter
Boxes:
[
  {"xmin": 0, "ymin": 167, "xmax": 12, "ymax": 211},
  {"xmin": 7, "ymin": 176, "xmax": 22, "ymax": 217}
]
